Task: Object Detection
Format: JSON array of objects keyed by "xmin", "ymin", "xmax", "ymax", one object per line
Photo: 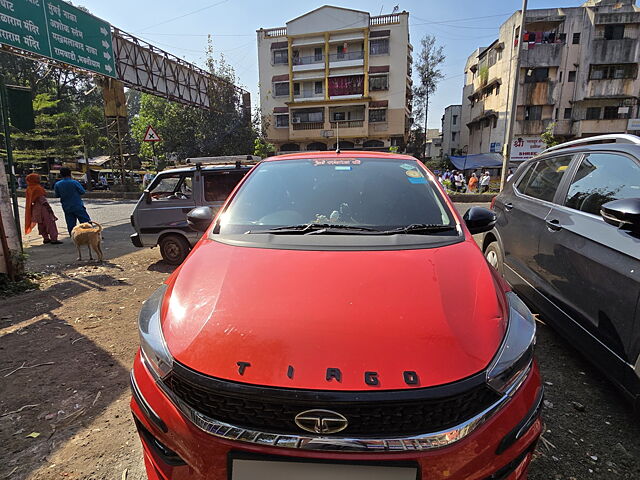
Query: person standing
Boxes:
[
  {"xmin": 479, "ymin": 171, "xmax": 491, "ymax": 193},
  {"xmin": 468, "ymin": 173, "xmax": 478, "ymax": 192},
  {"xmin": 506, "ymin": 169, "xmax": 514, "ymax": 182},
  {"xmin": 25, "ymin": 173, "xmax": 62, "ymax": 244},
  {"xmin": 54, "ymin": 167, "xmax": 91, "ymax": 234}
]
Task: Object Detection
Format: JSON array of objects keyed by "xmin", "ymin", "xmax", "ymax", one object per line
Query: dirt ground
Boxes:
[{"xmin": 1, "ymin": 242, "xmax": 639, "ymax": 479}]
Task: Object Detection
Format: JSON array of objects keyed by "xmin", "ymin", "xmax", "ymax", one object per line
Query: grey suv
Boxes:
[{"xmin": 483, "ymin": 134, "xmax": 640, "ymax": 408}]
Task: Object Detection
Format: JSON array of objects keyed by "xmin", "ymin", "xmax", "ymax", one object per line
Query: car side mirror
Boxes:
[
  {"xmin": 144, "ymin": 190, "xmax": 151, "ymax": 204},
  {"xmin": 463, "ymin": 206, "xmax": 497, "ymax": 235},
  {"xmin": 187, "ymin": 206, "xmax": 214, "ymax": 232},
  {"xmin": 601, "ymin": 198, "xmax": 640, "ymax": 233}
]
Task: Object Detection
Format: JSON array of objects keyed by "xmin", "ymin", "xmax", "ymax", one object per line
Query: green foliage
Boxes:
[
  {"xmin": 389, "ymin": 146, "xmax": 399, "ymax": 153},
  {"xmin": 541, "ymin": 122, "xmax": 560, "ymax": 148},
  {"xmin": 479, "ymin": 65, "xmax": 489, "ymax": 87},
  {"xmin": 254, "ymin": 137, "xmax": 275, "ymax": 158}
]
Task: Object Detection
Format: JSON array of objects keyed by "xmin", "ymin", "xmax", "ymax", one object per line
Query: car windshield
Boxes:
[{"xmin": 216, "ymin": 157, "xmax": 454, "ymax": 235}]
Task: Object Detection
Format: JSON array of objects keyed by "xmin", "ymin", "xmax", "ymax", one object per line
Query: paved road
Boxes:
[{"xmin": 17, "ymin": 198, "xmax": 488, "ymax": 270}]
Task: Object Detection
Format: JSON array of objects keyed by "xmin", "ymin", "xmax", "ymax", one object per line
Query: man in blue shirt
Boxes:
[{"xmin": 54, "ymin": 167, "xmax": 91, "ymax": 234}]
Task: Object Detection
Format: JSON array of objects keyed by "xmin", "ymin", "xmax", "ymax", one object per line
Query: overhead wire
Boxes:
[{"xmin": 135, "ymin": 0, "xmax": 230, "ymax": 32}]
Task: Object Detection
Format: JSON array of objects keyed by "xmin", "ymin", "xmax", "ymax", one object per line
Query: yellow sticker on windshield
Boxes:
[
  {"xmin": 406, "ymin": 170, "xmax": 423, "ymax": 178},
  {"xmin": 556, "ymin": 165, "xmax": 568, "ymax": 172}
]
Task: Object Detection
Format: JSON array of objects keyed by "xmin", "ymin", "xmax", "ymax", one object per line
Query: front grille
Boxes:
[{"xmin": 164, "ymin": 365, "xmax": 501, "ymax": 437}]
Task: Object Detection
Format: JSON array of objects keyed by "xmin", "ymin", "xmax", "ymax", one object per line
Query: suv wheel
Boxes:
[
  {"xmin": 159, "ymin": 234, "xmax": 191, "ymax": 265},
  {"xmin": 484, "ymin": 241, "xmax": 504, "ymax": 274}
]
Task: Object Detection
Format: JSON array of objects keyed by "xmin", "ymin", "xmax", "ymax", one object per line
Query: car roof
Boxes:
[
  {"xmin": 263, "ymin": 151, "xmax": 420, "ymax": 162},
  {"xmin": 532, "ymin": 142, "xmax": 640, "ymax": 163},
  {"xmin": 158, "ymin": 164, "xmax": 253, "ymax": 174}
]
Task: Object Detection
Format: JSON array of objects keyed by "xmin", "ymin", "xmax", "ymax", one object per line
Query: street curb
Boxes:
[
  {"xmin": 16, "ymin": 190, "xmax": 142, "ymax": 200},
  {"xmin": 448, "ymin": 193, "xmax": 497, "ymax": 202}
]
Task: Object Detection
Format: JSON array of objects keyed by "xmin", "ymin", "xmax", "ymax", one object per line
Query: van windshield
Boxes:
[{"xmin": 217, "ymin": 158, "xmax": 454, "ymax": 235}]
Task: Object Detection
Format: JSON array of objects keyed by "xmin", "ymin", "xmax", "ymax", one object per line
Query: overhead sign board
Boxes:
[
  {"xmin": 0, "ymin": 0, "xmax": 116, "ymax": 77},
  {"xmin": 143, "ymin": 125, "xmax": 161, "ymax": 142},
  {"xmin": 510, "ymin": 136, "xmax": 545, "ymax": 162}
]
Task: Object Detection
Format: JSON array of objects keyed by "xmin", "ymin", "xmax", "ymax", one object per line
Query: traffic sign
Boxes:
[
  {"xmin": 0, "ymin": 0, "xmax": 116, "ymax": 77},
  {"xmin": 143, "ymin": 125, "xmax": 161, "ymax": 142}
]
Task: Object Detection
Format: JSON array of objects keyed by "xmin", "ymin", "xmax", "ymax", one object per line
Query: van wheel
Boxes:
[
  {"xmin": 484, "ymin": 241, "xmax": 504, "ymax": 274},
  {"xmin": 159, "ymin": 234, "xmax": 190, "ymax": 265}
]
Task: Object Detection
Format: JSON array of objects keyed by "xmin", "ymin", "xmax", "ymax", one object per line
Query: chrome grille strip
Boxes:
[{"xmin": 146, "ymin": 356, "xmax": 531, "ymax": 452}]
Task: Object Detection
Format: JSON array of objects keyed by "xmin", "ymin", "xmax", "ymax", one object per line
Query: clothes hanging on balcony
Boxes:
[{"xmin": 328, "ymin": 75, "xmax": 364, "ymax": 97}]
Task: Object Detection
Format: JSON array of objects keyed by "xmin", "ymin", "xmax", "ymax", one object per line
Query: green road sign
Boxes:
[{"xmin": 0, "ymin": 0, "xmax": 116, "ymax": 77}]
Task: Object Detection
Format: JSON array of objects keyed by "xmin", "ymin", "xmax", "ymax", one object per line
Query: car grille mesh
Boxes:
[{"xmin": 164, "ymin": 370, "xmax": 501, "ymax": 437}]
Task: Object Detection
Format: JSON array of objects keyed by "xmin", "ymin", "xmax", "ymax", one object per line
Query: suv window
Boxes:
[
  {"xmin": 204, "ymin": 171, "xmax": 246, "ymax": 202},
  {"xmin": 565, "ymin": 152, "xmax": 640, "ymax": 215},
  {"xmin": 516, "ymin": 155, "xmax": 573, "ymax": 202},
  {"xmin": 149, "ymin": 174, "xmax": 193, "ymax": 201}
]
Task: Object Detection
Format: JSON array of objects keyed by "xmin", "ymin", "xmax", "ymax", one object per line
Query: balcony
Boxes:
[
  {"xmin": 515, "ymin": 119, "xmax": 553, "ymax": 136},
  {"xmin": 521, "ymin": 43, "xmax": 564, "ymax": 67},
  {"xmin": 591, "ymin": 38, "xmax": 638, "ymax": 64},
  {"xmin": 292, "ymin": 121, "xmax": 324, "ymax": 131},
  {"xmin": 572, "ymin": 118, "xmax": 628, "ymax": 137},
  {"xmin": 520, "ymin": 81, "xmax": 557, "ymax": 106},
  {"xmin": 330, "ymin": 120, "xmax": 364, "ymax": 128},
  {"xmin": 292, "ymin": 54, "xmax": 325, "ymax": 72},
  {"xmin": 329, "ymin": 50, "xmax": 364, "ymax": 68},
  {"xmin": 586, "ymin": 78, "xmax": 637, "ymax": 99}
]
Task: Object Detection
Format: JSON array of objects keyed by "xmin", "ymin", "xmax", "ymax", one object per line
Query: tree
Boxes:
[
  {"xmin": 541, "ymin": 122, "xmax": 560, "ymax": 148},
  {"xmin": 254, "ymin": 137, "xmax": 275, "ymax": 158},
  {"xmin": 413, "ymin": 35, "xmax": 445, "ymax": 159}
]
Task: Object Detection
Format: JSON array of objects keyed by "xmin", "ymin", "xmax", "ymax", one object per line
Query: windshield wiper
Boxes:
[
  {"xmin": 375, "ymin": 224, "xmax": 457, "ymax": 235},
  {"xmin": 245, "ymin": 223, "xmax": 380, "ymax": 235}
]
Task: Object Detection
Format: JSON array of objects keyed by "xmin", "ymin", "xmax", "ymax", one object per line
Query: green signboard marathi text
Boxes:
[{"xmin": 0, "ymin": 0, "xmax": 116, "ymax": 77}]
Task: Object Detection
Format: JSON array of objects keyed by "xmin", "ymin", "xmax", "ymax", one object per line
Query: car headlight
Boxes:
[
  {"xmin": 486, "ymin": 291, "xmax": 536, "ymax": 394},
  {"xmin": 138, "ymin": 284, "xmax": 173, "ymax": 380}
]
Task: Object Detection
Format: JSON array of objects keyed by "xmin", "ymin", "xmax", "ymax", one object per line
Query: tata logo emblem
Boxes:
[{"xmin": 294, "ymin": 409, "xmax": 348, "ymax": 435}]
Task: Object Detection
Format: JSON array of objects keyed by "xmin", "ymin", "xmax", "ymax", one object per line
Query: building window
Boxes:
[
  {"xmin": 451, "ymin": 132, "xmax": 457, "ymax": 141},
  {"xmin": 293, "ymin": 82, "xmax": 300, "ymax": 96},
  {"xmin": 586, "ymin": 107, "xmax": 601, "ymax": 120},
  {"xmin": 328, "ymin": 75, "xmax": 364, "ymax": 96},
  {"xmin": 314, "ymin": 47, "xmax": 323, "ymax": 61},
  {"xmin": 333, "ymin": 111, "xmax": 346, "ymax": 121},
  {"xmin": 275, "ymin": 114, "xmax": 289, "ymax": 128},
  {"xmin": 337, "ymin": 45, "xmax": 346, "ymax": 59},
  {"xmin": 564, "ymin": 108, "xmax": 572, "ymax": 119},
  {"xmin": 452, "ymin": 115, "xmax": 458, "ymax": 125},
  {"xmin": 590, "ymin": 64, "xmax": 637, "ymax": 80},
  {"xmin": 603, "ymin": 105, "xmax": 627, "ymax": 119},
  {"xmin": 273, "ymin": 49, "xmax": 288, "ymax": 64},
  {"xmin": 604, "ymin": 24, "xmax": 625, "ymax": 40},
  {"xmin": 495, "ymin": 84, "xmax": 500, "ymax": 95},
  {"xmin": 314, "ymin": 81, "xmax": 323, "ymax": 94},
  {"xmin": 568, "ymin": 70, "xmax": 576, "ymax": 82},
  {"xmin": 559, "ymin": 71, "xmax": 563, "ymax": 82},
  {"xmin": 370, "ymin": 38, "xmax": 389, "ymax": 55},
  {"xmin": 369, "ymin": 109, "xmax": 387, "ymax": 123},
  {"xmin": 369, "ymin": 74, "xmax": 389, "ymax": 91},
  {"xmin": 524, "ymin": 67, "xmax": 549, "ymax": 83},
  {"xmin": 572, "ymin": 32, "xmax": 581, "ymax": 44},
  {"xmin": 292, "ymin": 108, "xmax": 323, "ymax": 123},
  {"xmin": 524, "ymin": 105, "xmax": 543, "ymax": 121},
  {"xmin": 274, "ymin": 82, "xmax": 290, "ymax": 97}
]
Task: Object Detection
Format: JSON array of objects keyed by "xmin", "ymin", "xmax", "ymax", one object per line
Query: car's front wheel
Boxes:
[
  {"xmin": 484, "ymin": 241, "xmax": 504, "ymax": 274},
  {"xmin": 159, "ymin": 234, "xmax": 191, "ymax": 265}
]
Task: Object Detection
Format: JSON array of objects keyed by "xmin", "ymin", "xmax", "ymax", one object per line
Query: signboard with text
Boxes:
[
  {"xmin": 627, "ymin": 118, "xmax": 640, "ymax": 131},
  {"xmin": 0, "ymin": 0, "xmax": 115, "ymax": 77},
  {"xmin": 510, "ymin": 136, "xmax": 545, "ymax": 162}
]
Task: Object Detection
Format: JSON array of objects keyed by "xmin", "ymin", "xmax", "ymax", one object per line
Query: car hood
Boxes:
[{"xmin": 162, "ymin": 238, "xmax": 506, "ymax": 390}]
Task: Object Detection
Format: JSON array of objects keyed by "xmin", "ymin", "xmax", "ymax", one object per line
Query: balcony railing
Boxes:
[
  {"xmin": 329, "ymin": 51, "xmax": 365, "ymax": 62},
  {"xmin": 293, "ymin": 54, "xmax": 324, "ymax": 65},
  {"xmin": 370, "ymin": 13, "xmax": 401, "ymax": 26},
  {"xmin": 292, "ymin": 121, "xmax": 324, "ymax": 130},
  {"xmin": 264, "ymin": 27, "xmax": 286, "ymax": 38},
  {"xmin": 331, "ymin": 120, "xmax": 364, "ymax": 128}
]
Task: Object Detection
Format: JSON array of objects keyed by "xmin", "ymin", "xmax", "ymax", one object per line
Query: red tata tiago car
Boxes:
[{"xmin": 131, "ymin": 152, "xmax": 543, "ymax": 480}]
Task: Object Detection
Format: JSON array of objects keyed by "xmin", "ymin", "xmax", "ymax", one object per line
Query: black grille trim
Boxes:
[{"xmin": 163, "ymin": 361, "xmax": 501, "ymax": 437}]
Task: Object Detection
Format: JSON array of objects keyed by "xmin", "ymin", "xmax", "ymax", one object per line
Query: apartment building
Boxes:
[
  {"xmin": 460, "ymin": 0, "xmax": 640, "ymax": 161},
  {"xmin": 424, "ymin": 129, "xmax": 443, "ymax": 160},
  {"xmin": 441, "ymin": 105, "xmax": 462, "ymax": 157},
  {"xmin": 257, "ymin": 6, "xmax": 413, "ymax": 153}
]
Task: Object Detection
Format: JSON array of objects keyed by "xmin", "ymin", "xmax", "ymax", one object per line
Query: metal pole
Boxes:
[
  {"xmin": 336, "ymin": 120, "xmax": 340, "ymax": 153},
  {"xmin": 501, "ymin": 0, "xmax": 528, "ymax": 191},
  {"xmin": 0, "ymin": 75, "xmax": 23, "ymax": 250},
  {"xmin": 423, "ymin": 90, "xmax": 429, "ymax": 160}
]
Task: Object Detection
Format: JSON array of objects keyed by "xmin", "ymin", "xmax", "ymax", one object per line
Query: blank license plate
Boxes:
[{"xmin": 231, "ymin": 459, "xmax": 418, "ymax": 480}]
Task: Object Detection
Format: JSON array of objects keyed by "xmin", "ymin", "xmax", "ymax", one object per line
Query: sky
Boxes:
[{"xmin": 77, "ymin": 0, "xmax": 586, "ymax": 129}]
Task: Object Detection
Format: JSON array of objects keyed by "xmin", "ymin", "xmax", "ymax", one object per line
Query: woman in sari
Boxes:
[
  {"xmin": 468, "ymin": 172, "xmax": 478, "ymax": 193},
  {"xmin": 25, "ymin": 173, "xmax": 62, "ymax": 244}
]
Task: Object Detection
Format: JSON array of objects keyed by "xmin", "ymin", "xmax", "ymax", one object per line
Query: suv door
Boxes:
[
  {"xmin": 137, "ymin": 172, "xmax": 197, "ymax": 245},
  {"xmin": 537, "ymin": 151, "xmax": 640, "ymax": 393},
  {"xmin": 498, "ymin": 155, "xmax": 574, "ymax": 293}
]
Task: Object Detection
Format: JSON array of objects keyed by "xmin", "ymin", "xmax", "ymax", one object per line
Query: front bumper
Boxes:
[
  {"xmin": 130, "ymin": 233, "xmax": 144, "ymax": 248},
  {"xmin": 130, "ymin": 352, "xmax": 542, "ymax": 480}
]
